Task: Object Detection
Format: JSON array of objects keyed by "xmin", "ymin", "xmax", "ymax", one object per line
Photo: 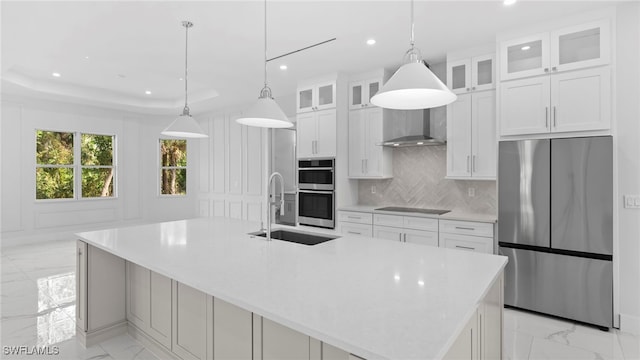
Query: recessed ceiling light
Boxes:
[
  {"xmin": 521, "ymin": 45, "xmax": 531, "ymax": 51},
  {"xmin": 418, "ymin": 280, "xmax": 425, "ymax": 287},
  {"xmin": 366, "ymin": 39, "xmax": 376, "ymax": 46},
  {"xmin": 52, "ymin": 72, "xmax": 61, "ymax": 77},
  {"xmin": 503, "ymin": 0, "xmax": 516, "ymax": 5},
  {"xmin": 179, "ymin": 77, "xmax": 184, "ymax": 81},
  {"xmin": 279, "ymin": 65, "xmax": 287, "ymax": 70},
  {"xmin": 84, "ymin": 56, "xmax": 90, "ymax": 60},
  {"xmin": 145, "ymin": 90, "xmax": 152, "ymax": 95}
]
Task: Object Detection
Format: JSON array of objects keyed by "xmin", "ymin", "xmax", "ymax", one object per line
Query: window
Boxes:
[
  {"xmin": 35, "ymin": 130, "xmax": 115, "ymax": 200},
  {"xmin": 160, "ymin": 139, "xmax": 187, "ymax": 195}
]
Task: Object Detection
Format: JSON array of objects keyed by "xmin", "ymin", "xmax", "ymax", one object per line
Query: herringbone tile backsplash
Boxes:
[{"xmin": 358, "ymin": 146, "xmax": 497, "ymax": 215}]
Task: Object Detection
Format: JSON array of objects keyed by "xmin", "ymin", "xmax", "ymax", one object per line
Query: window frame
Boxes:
[
  {"xmin": 158, "ymin": 138, "xmax": 188, "ymax": 197},
  {"xmin": 35, "ymin": 129, "xmax": 117, "ymax": 202}
]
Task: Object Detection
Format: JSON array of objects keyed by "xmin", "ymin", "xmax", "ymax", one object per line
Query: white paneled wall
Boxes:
[
  {"xmin": 0, "ymin": 96, "xmax": 198, "ymax": 246},
  {"xmin": 197, "ymin": 112, "xmax": 266, "ymax": 224}
]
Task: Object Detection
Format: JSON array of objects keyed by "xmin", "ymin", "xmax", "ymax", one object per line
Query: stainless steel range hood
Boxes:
[{"xmin": 381, "ymin": 107, "xmax": 446, "ymax": 147}]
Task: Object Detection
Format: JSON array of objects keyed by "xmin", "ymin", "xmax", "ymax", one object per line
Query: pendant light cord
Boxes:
[
  {"xmin": 264, "ymin": 0, "xmax": 268, "ymax": 89},
  {"xmin": 409, "ymin": 0, "xmax": 414, "ymax": 50},
  {"xmin": 184, "ymin": 22, "xmax": 190, "ymax": 113}
]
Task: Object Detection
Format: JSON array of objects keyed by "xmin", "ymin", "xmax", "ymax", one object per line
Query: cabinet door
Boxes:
[
  {"xmin": 404, "ymin": 228, "xmax": 439, "ymax": 247},
  {"xmin": 340, "ymin": 222, "xmax": 373, "ymax": 237},
  {"xmin": 500, "ymin": 76, "xmax": 550, "ymax": 136},
  {"xmin": 76, "ymin": 240, "xmax": 88, "ymax": 332},
  {"xmin": 472, "ymin": 54, "xmax": 495, "ymax": 92},
  {"xmin": 365, "ymin": 78, "xmax": 382, "ymax": 106},
  {"xmin": 322, "ymin": 343, "xmax": 350, "ymax": 360},
  {"xmin": 441, "ymin": 233, "xmax": 493, "ymax": 254},
  {"xmin": 550, "ymin": 67, "xmax": 610, "ymax": 133},
  {"xmin": 550, "ymin": 19, "xmax": 610, "ymax": 72},
  {"xmin": 471, "ymin": 91, "xmax": 496, "ymax": 179},
  {"xmin": 349, "ymin": 81, "xmax": 365, "ymax": 110},
  {"xmin": 127, "ymin": 262, "xmax": 150, "ymax": 331},
  {"xmin": 262, "ymin": 318, "xmax": 310, "ymax": 360},
  {"xmin": 364, "ymin": 107, "xmax": 384, "ymax": 176},
  {"xmin": 214, "ymin": 297, "xmax": 253, "ymax": 360},
  {"xmin": 448, "ymin": 58, "xmax": 471, "ymax": 94},
  {"xmin": 148, "ymin": 271, "xmax": 172, "ymax": 349},
  {"xmin": 500, "ymin": 33, "xmax": 550, "ymax": 81},
  {"xmin": 373, "ymin": 225, "xmax": 403, "ymax": 242},
  {"xmin": 315, "ymin": 81, "xmax": 336, "ymax": 111},
  {"xmin": 348, "ymin": 110, "xmax": 366, "ymax": 177},
  {"xmin": 315, "ymin": 109, "xmax": 337, "ymax": 158},
  {"xmin": 297, "ymin": 86, "xmax": 315, "ymax": 113},
  {"xmin": 447, "ymin": 94, "xmax": 472, "ymax": 178},
  {"xmin": 172, "ymin": 282, "xmax": 210, "ymax": 360},
  {"xmin": 296, "ymin": 112, "xmax": 316, "ymax": 158}
]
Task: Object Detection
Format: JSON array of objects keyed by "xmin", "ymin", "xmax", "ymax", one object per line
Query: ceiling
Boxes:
[{"xmin": 1, "ymin": 0, "xmax": 617, "ymax": 116}]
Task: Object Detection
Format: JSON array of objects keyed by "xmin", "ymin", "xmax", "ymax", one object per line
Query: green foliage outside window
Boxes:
[
  {"xmin": 35, "ymin": 130, "xmax": 115, "ymax": 200},
  {"xmin": 160, "ymin": 139, "xmax": 187, "ymax": 195}
]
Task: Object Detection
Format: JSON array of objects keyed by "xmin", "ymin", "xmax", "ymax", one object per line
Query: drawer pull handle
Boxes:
[
  {"xmin": 455, "ymin": 245, "xmax": 475, "ymax": 250},
  {"xmin": 347, "ymin": 216, "xmax": 360, "ymax": 220},
  {"xmin": 455, "ymin": 226, "xmax": 475, "ymax": 231},
  {"xmin": 347, "ymin": 231, "xmax": 361, "ymax": 235}
]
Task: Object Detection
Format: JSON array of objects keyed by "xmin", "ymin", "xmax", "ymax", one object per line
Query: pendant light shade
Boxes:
[
  {"xmin": 236, "ymin": 0, "xmax": 293, "ymax": 128},
  {"xmin": 162, "ymin": 114, "xmax": 208, "ymax": 138},
  {"xmin": 370, "ymin": 0, "xmax": 456, "ymax": 110},
  {"xmin": 161, "ymin": 21, "xmax": 208, "ymax": 138},
  {"xmin": 370, "ymin": 62, "xmax": 456, "ymax": 110}
]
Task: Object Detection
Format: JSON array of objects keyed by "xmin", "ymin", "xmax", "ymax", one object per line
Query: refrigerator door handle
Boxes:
[{"xmin": 467, "ymin": 155, "xmax": 470, "ymax": 173}]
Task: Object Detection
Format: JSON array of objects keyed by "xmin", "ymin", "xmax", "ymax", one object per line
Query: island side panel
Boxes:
[{"xmin": 76, "ymin": 240, "xmax": 127, "ymax": 346}]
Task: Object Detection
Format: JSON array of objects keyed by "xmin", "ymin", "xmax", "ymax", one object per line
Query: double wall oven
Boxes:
[{"xmin": 298, "ymin": 159, "xmax": 335, "ymax": 229}]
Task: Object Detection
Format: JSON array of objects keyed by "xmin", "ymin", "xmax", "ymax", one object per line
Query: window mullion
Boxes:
[{"xmin": 75, "ymin": 132, "xmax": 81, "ymax": 199}]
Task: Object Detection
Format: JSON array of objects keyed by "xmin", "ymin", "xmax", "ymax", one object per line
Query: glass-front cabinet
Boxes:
[
  {"xmin": 500, "ymin": 19, "xmax": 610, "ymax": 81},
  {"xmin": 296, "ymin": 81, "xmax": 336, "ymax": 113},
  {"xmin": 349, "ymin": 78, "xmax": 382, "ymax": 110},
  {"xmin": 447, "ymin": 54, "xmax": 495, "ymax": 94}
]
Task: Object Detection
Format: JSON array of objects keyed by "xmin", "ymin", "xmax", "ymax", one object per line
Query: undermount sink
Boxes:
[{"xmin": 249, "ymin": 230, "xmax": 339, "ymax": 246}]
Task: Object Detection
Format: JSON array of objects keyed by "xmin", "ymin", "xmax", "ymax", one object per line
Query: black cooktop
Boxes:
[{"xmin": 374, "ymin": 206, "xmax": 451, "ymax": 215}]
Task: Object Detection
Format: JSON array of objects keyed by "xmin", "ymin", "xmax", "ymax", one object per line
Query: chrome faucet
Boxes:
[{"xmin": 266, "ymin": 172, "xmax": 285, "ymax": 242}]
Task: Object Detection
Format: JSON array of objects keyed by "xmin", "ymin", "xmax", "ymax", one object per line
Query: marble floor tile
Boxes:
[
  {"xmin": 529, "ymin": 337, "xmax": 612, "ymax": 360},
  {"xmin": 503, "ymin": 329, "xmax": 534, "ymax": 360},
  {"xmin": 618, "ymin": 331, "xmax": 640, "ymax": 360}
]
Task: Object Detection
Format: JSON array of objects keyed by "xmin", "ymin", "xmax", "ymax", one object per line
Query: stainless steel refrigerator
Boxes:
[{"xmin": 498, "ymin": 136, "xmax": 613, "ymax": 329}]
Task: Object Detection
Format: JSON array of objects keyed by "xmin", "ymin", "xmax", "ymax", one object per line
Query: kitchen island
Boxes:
[{"xmin": 75, "ymin": 217, "xmax": 507, "ymax": 360}]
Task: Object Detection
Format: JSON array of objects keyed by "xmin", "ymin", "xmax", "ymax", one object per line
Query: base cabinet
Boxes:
[
  {"xmin": 262, "ymin": 318, "xmax": 310, "ymax": 360},
  {"xmin": 172, "ymin": 282, "xmax": 212, "ymax": 360},
  {"xmin": 126, "ymin": 262, "xmax": 172, "ymax": 349},
  {"xmin": 213, "ymin": 297, "xmax": 253, "ymax": 360}
]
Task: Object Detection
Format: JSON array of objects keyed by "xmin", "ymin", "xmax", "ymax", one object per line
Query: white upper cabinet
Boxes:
[
  {"xmin": 447, "ymin": 54, "xmax": 495, "ymax": 94},
  {"xmin": 447, "ymin": 91, "xmax": 496, "ymax": 179},
  {"xmin": 296, "ymin": 109, "xmax": 337, "ymax": 159},
  {"xmin": 348, "ymin": 107, "xmax": 392, "ymax": 178},
  {"xmin": 297, "ymin": 81, "xmax": 336, "ymax": 113},
  {"xmin": 500, "ymin": 67, "xmax": 610, "ymax": 136},
  {"xmin": 500, "ymin": 19, "xmax": 610, "ymax": 81},
  {"xmin": 349, "ymin": 78, "xmax": 382, "ymax": 110}
]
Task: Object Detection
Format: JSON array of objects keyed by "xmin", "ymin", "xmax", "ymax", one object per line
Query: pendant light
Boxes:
[
  {"xmin": 370, "ymin": 0, "xmax": 456, "ymax": 110},
  {"xmin": 161, "ymin": 21, "xmax": 208, "ymax": 138},
  {"xmin": 236, "ymin": 0, "xmax": 292, "ymax": 128}
]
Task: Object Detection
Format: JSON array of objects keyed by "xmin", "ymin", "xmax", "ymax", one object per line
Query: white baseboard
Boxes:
[
  {"xmin": 620, "ymin": 313, "xmax": 640, "ymax": 335},
  {"xmin": 77, "ymin": 322, "xmax": 128, "ymax": 348}
]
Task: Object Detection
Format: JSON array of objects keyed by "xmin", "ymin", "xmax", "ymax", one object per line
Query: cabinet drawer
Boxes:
[
  {"xmin": 340, "ymin": 222, "xmax": 373, "ymax": 237},
  {"xmin": 373, "ymin": 214, "xmax": 404, "ymax": 228},
  {"xmin": 338, "ymin": 211, "xmax": 373, "ymax": 225},
  {"xmin": 403, "ymin": 216, "xmax": 438, "ymax": 231},
  {"xmin": 441, "ymin": 233, "xmax": 493, "ymax": 254},
  {"xmin": 440, "ymin": 220, "xmax": 494, "ymax": 237}
]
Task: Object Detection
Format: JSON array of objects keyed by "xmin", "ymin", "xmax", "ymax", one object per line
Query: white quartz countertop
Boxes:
[
  {"xmin": 338, "ymin": 205, "xmax": 498, "ymax": 223},
  {"xmin": 76, "ymin": 217, "xmax": 506, "ymax": 360}
]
